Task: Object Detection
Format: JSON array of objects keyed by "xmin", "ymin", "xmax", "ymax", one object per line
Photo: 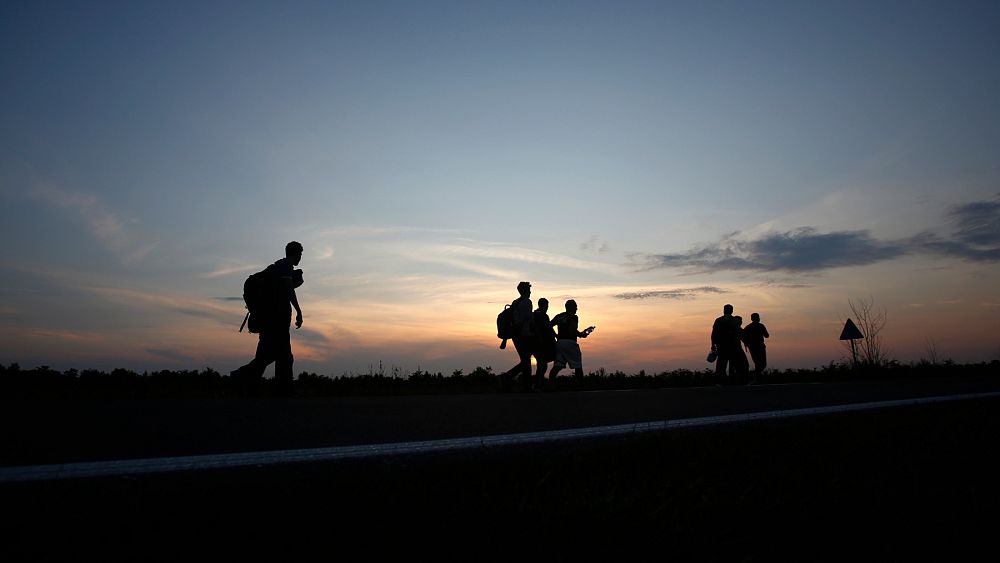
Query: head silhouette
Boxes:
[
  {"xmin": 565, "ymin": 299, "xmax": 577, "ymax": 313},
  {"xmin": 723, "ymin": 304, "xmax": 733, "ymax": 315},
  {"xmin": 734, "ymin": 315, "xmax": 743, "ymax": 326},
  {"xmin": 517, "ymin": 281, "xmax": 531, "ymax": 297},
  {"xmin": 286, "ymin": 241, "xmax": 304, "ymax": 266},
  {"xmin": 538, "ymin": 297, "xmax": 549, "ymax": 312},
  {"xmin": 751, "ymin": 313, "xmax": 760, "ymax": 323}
]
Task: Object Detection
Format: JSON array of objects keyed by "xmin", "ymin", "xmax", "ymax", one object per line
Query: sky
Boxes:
[{"xmin": 2, "ymin": 0, "xmax": 999, "ymax": 376}]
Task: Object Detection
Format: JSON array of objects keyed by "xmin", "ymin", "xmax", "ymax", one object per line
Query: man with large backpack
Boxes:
[
  {"xmin": 232, "ymin": 241, "xmax": 305, "ymax": 396},
  {"xmin": 499, "ymin": 281, "xmax": 534, "ymax": 391}
]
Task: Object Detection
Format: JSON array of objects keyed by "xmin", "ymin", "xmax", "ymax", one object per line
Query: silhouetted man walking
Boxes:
[
  {"xmin": 549, "ymin": 299, "xmax": 595, "ymax": 382},
  {"xmin": 711, "ymin": 304, "xmax": 739, "ymax": 386},
  {"xmin": 742, "ymin": 312, "xmax": 770, "ymax": 383},
  {"xmin": 501, "ymin": 281, "xmax": 534, "ymax": 391},
  {"xmin": 532, "ymin": 297, "xmax": 557, "ymax": 390},
  {"xmin": 233, "ymin": 241, "xmax": 304, "ymax": 396}
]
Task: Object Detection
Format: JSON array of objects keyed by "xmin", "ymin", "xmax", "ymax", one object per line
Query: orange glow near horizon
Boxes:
[{"xmin": 3, "ymin": 260, "xmax": 999, "ymax": 374}]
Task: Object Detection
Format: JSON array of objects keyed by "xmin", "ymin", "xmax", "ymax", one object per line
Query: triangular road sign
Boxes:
[{"xmin": 840, "ymin": 318, "xmax": 864, "ymax": 340}]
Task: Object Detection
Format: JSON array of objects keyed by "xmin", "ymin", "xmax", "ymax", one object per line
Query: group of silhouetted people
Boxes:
[
  {"xmin": 710, "ymin": 304, "xmax": 769, "ymax": 385},
  {"xmin": 230, "ymin": 243, "xmax": 775, "ymax": 396},
  {"xmin": 500, "ymin": 281, "xmax": 595, "ymax": 392}
]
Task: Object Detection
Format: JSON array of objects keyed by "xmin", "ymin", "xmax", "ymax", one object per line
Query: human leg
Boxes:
[
  {"xmin": 731, "ymin": 350, "xmax": 750, "ymax": 384},
  {"xmin": 232, "ymin": 334, "xmax": 277, "ymax": 395},
  {"xmin": 271, "ymin": 330, "xmax": 294, "ymax": 396},
  {"xmin": 514, "ymin": 337, "xmax": 533, "ymax": 390},
  {"xmin": 715, "ymin": 354, "xmax": 729, "ymax": 385},
  {"xmin": 501, "ymin": 337, "xmax": 533, "ymax": 391},
  {"xmin": 534, "ymin": 361, "xmax": 548, "ymax": 389},
  {"xmin": 750, "ymin": 347, "xmax": 766, "ymax": 382}
]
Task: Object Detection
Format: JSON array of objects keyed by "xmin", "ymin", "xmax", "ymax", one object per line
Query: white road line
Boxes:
[{"xmin": 2, "ymin": 391, "xmax": 998, "ymax": 484}]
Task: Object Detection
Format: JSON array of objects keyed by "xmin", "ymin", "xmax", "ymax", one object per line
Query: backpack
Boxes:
[
  {"xmin": 496, "ymin": 304, "xmax": 515, "ymax": 349},
  {"xmin": 239, "ymin": 265, "xmax": 277, "ymax": 334}
]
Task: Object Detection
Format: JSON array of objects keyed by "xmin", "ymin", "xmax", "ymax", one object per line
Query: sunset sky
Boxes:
[{"xmin": 2, "ymin": 1, "xmax": 999, "ymax": 376}]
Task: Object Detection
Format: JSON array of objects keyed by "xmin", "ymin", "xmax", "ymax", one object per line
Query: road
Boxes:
[
  {"xmin": 4, "ymin": 374, "xmax": 999, "ymax": 467},
  {"xmin": 3, "ymin": 374, "xmax": 1000, "ymax": 560}
]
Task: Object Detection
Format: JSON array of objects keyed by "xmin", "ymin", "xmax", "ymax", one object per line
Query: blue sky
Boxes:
[{"xmin": 2, "ymin": 1, "xmax": 999, "ymax": 374}]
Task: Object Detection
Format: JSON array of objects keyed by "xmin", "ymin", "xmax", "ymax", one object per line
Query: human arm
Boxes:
[
  {"xmin": 284, "ymin": 277, "xmax": 303, "ymax": 329},
  {"xmin": 291, "ymin": 290, "xmax": 302, "ymax": 328}
]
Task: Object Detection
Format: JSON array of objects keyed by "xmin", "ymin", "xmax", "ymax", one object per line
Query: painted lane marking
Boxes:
[{"xmin": 2, "ymin": 391, "xmax": 998, "ymax": 483}]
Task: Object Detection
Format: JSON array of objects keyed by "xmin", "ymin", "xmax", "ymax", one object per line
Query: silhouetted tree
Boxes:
[
  {"xmin": 921, "ymin": 337, "xmax": 941, "ymax": 366},
  {"xmin": 845, "ymin": 296, "xmax": 890, "ymax": 367}
]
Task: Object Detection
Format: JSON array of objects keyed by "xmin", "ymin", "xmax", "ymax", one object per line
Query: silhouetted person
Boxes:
[
  {"xmin": 532, "ymin": 298, "xmax": 557, "ymax": 390},
  {"xmin": 501, "ymin": 281, "xmax": 534, "ymax": 391},
  {"xmin": 731, "ymin": 315, "xmax": 751, "ymax": 383},
  {"xmin": 742, "ymin": 312, "xmax": 769, "ymax": 383},
  {"xmin": 549, "ymin": 299, "xmax": 595, "ymax": 382},
  {"xmin": 232, "ymin": 241, "xmax": 304, "ymax": 396},
  {"xmin": 711, "ymin": 304, "xmax": 740, "ymax": 386}
]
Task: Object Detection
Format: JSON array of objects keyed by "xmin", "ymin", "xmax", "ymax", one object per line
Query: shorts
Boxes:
[{"xmin": 553, "ymin": 339, "xmax": 582, "ymax": 370}]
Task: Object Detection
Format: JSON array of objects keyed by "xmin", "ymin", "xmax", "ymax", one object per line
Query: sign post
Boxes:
[{"xmin": 839, "ymin": 318, "xmax": 865, "ymax": 368}]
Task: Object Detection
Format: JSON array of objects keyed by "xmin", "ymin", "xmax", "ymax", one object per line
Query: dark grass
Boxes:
[
  {"xmin": 3, "ymin": 360, "xmax": 998, "ymax": 398},
  {"xmin": 3, "ymin": 397, "xmax": 998, "ymax": 561}
]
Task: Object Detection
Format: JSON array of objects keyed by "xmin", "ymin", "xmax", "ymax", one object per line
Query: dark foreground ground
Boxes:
[{"xmin": 3, "ymin": 396, "xmax": 999, "ymax": 562}]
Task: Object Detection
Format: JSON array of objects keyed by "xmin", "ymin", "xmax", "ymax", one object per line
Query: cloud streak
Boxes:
[
  {"xmin": 951, "ymin": 196, "xmax": 1000, "ymax": 247},
  {"xmin": 84, "ymin": 286, "xmax": 237, "ymax": 325},
  {"xmin": 199, "ymin": 264, "xmax": 257, "ymax": 279},
  {"xmin": 580, "ymin": 235, "xmax": 611, "ymax": 255},
  {"xmin": 913, "ymin": 194, "xmax": 1000, "ymax": 262},
  {"xmin": 615, "ymin": 287, "xmax": 727, "ymax": 300},
  {"xmin": 433, "ymin": 241, "xmax": 615, "ymax": 273},
  {"xmin": 318, "ymin": 226, "xmax": 467, "ymax": 239},
  {"xmin": 636, "ymin": 228, "xmax": 907, "ymax": 273},
  {"xmin": 635, "ymin": 196, "xmax": 1000, "ymax": 274},
  {"xmin": 29, "ymin": 183, "xmax": 158, "ymax": 265}
]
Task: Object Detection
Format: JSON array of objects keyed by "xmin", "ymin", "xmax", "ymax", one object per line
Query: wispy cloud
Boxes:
[
  {"xmin": 433, "ymin": 241, "xmax": 615, "ymax": 273},
  {"xmin": 199, "ymin": 263, "xmax": 258, "ymax": 279},
  {"xmin": 752, "ymin": 279, "xmax": 815, "ymax": 289},
  {"xmin": 413, "ymin": 255, "xmax": 522, "ymax": 280},
  {"xmin": 318, "ymin": 225, "xmax": 467, "ymax": 238},
  {"xmin": 951, "ymin": 195, "xmax": 1000, "ymax": 247},
  {"xmin": 913, "ymin": 194, "xmax": 1000, "ymax": 261},
  {"xmin": 28, "ymin": 183, "xmax": 158, "ymax": 265},
  {"xmin": 911, "ymin": 232, "xmax": 1000, "ymax": 262},
  {"xmin": 614, "ymin": 286, "xmax": 727, "ymax": 300},
  {"xmin": 634, "ymin": 196, "xmax": 1000, "ymax": 274},
  {"xmin": 315, "ymin": 246, "xmax": 335, "ymax": 260},
  {"xmin": 28, "ymin": 329, "xmax": 101, "ymax": 342},
  {"xmin": 580, "ymin": 235, "xmax": 611, "ymax": 255},
  {"xmin": 634, "ymin": 228, "xmax": 906, "ymax": 273},
  {"xmin": 84, "ymin": 285, "xmax": 237, "ymax": 324}
]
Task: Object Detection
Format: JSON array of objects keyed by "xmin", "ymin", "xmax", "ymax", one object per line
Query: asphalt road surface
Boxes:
[
  {"xmin": 4, "ymin": 375, "xmax": 1000, "ymax": 561},
  {"xmin": 4, "ymin": 375, "xmax": 999, "ymax": 467}
]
